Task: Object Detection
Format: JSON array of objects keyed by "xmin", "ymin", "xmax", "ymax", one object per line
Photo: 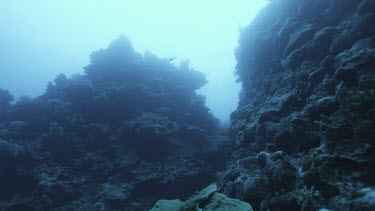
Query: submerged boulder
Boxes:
[{"xmin": 151, "ymin": 184, "xmax": 253, "ymax": 211}]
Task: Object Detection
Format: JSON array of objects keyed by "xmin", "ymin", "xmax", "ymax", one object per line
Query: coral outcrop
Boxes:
[
  {"xmin": 0, "ymin": 36, "xmax": 226, "ymax": 210},
  {"xmin": 218, "ymin": 0, "xmax": 375, "ymax": 210}
]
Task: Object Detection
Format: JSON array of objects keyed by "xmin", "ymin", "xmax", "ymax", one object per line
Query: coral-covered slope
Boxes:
[
  {"xmin": 218, "ymin": 0, "xmax": 375, "ymax": 210},
  {"xmin": 0, "ymin": 37, "xmax": 226, "ymax": 210}
]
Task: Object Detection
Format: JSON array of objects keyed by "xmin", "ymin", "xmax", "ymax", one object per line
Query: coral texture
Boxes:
[
  {"xmin": 218, "ymin": 0, "xmax": 375, "ymax": 210},
  {"xmin": 0, "ymin": 37, "xmax": 226, "ymax": 210}
]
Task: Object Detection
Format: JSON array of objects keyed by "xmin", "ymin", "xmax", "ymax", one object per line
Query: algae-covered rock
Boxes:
[
  {"xmin": 204, "ymin": 193, "xmax": 253, "ymax": 211},
  {"xmin": 151, "ymin": 199, "xmax": 184, "ymax": 211},
  {"xmin": 151, "ymin": 184, "xmax": 253, "ymax": 211}
]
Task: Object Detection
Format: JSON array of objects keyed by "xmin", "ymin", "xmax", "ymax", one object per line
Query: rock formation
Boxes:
[
  {"xmin": 152, "ymin": 0, "xmax": 375, "ymax": 210},
  {"xmin": 151, "ymin": 184, "xmax": 253, "ymax": 211},
  {"xmin": 2, "ymin": 0, "xmax": 375, "ymax": 210},
  {"xmin": 0, "ymin": 36, "xmax": 226, "ymax": 210},
  {"xmin": 217, "ymin": 0, "xmax": 375, "ymax": 210}
]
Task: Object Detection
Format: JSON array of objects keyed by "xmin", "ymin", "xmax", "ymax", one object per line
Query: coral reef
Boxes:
[
  {"xmin": 1, "ymin": 0, "xmax": 375, "ymax": 210},
  {"xmin": 0, "ymin": 37, "xmax": 225, "ymax": 210},
  {"xmin": 217, "ymin": 0, "xmax": 375, "ymax": 210}
]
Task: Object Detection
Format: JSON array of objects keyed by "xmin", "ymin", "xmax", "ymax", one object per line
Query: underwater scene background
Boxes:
[{"xmin": 1, "ymin": 0, "xmax": 375, "ymax": 210}]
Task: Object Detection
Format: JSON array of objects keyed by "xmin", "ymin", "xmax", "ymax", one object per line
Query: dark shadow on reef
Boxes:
[{"xmin": 0, "ymin": 37, "xmax": 229, "ymax": 210}]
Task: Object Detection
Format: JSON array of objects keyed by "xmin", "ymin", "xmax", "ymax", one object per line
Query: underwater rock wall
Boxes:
[
  {"xmin": 218, "ymin": 0, "xmax": 375, "ymax": 210},
  {"xmin": 0, "ymin": 37, "xmax": 226, "ymax": 210}
]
